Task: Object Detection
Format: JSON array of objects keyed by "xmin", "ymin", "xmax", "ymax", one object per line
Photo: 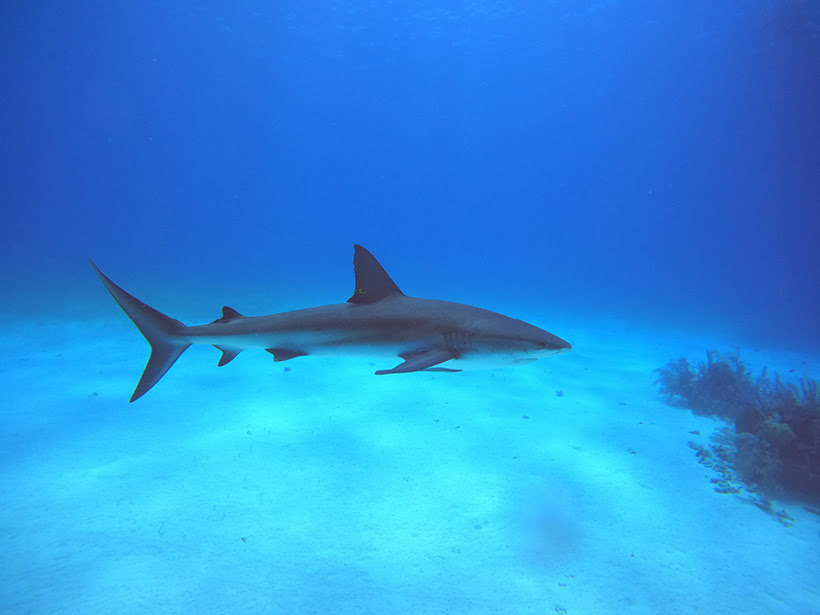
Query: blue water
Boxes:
[
  {"xmin": 2, "ymin": 1, "xmax": 818, "ymax": 348},
  {"xmin": 1, "ymin": 2, "xmax": 819, "ymax": 613}
]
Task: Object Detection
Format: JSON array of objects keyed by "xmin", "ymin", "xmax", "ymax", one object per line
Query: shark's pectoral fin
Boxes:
[
  {"xmin": 375, "ymin": 348, "xmax": 457, "ymax": 375},
  {"xmin": 266, "ymin": 348, "xmax": 308, "ymax": 362},
  {"xmin": 214, "ymin": 346, "xmax": 242, "ymax": 367}
]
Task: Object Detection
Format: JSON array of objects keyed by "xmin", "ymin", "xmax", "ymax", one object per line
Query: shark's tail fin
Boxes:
[{"xmin": 90, "ymin": 260, "xmax": 190, "ymax": 402}]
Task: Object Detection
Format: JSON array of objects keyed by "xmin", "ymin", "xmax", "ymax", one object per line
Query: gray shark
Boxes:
[{"xmin": 92, "ymin": 244, "xmax": 571, "ymax": 402}]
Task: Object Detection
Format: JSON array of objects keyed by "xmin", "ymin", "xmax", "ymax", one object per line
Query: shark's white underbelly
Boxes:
[
  {"xmin": 186, "ymin": 328, "xmax": 545, "ymax": 370},
  {"xmin": 187, "ymin": 328, "xmax": 440, "ymax": 359}
]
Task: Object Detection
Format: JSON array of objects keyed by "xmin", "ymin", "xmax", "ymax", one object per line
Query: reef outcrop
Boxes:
[{"xmin": 655, "ymin": 351, "xmax": 820, "ymax": 501}]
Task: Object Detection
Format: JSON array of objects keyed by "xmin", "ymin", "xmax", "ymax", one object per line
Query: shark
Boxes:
[{"xmin": 92, "ymin": 244, "xmax": 571, "ymax": 402}]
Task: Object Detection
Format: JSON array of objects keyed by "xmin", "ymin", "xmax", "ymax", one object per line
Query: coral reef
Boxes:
[
  {"xmin": 688, "ymin": 433, "xmax": 795, "ymax": 527},
  {"xmin": 655, "ymin": 351, "xmax": 820, "ymax": 502},
  {"xmin": 654, "ymin": 350, "xmax": 761, "ymax": 420}
]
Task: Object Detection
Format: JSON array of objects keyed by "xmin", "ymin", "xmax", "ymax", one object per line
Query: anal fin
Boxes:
[
  {"xmin": 266, "ymin": 348, "xmax": 308, "ymax": 362},
  {"xmin": 214, "ymin": 346, "xmax": 242, "ymax": 366}
]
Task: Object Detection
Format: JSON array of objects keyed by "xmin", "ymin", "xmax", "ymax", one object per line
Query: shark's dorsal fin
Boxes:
[
  {"xmin": 212, "ymin": 306, "xmax": 244, "ymax": 324},
  {"xmin": 347, "ymin": 244, "xmax": 403, "ymax": 304}
]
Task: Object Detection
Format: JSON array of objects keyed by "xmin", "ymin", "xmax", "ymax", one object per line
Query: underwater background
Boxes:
[
  {"xmin": 2, "ymin": 0, "xmax": 819, "ymax": 349},
  {"xmin": 1, "ymin": 2, "xmax": 819, "ymax": 614}
]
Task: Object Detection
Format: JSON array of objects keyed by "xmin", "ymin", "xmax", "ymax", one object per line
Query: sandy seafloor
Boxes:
[{"xmin": 1, "ymin": 298, "xmax": 819, "ymax": 615}]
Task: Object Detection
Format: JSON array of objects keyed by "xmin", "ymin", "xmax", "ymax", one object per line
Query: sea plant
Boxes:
[
  {"xmin": 654, "ymin": 350, "xmax": 820, "ymax": 502},
  {"xmin": 654, "ymin": 350, "xmax": 759, "ymax": 420}
]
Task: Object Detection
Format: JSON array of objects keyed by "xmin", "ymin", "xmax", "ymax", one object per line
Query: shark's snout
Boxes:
[{"xmin": 536, "ymin": 333, "xmax": 572, "ymax": 354}]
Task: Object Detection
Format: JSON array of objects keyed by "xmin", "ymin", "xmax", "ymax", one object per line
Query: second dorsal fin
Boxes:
[
  {"xmin": 347, "ymin": 244, "xmax": 403, "ymax": 304},
  {"xmin": 211, "ymin": 306, "xmax": 244, "ymax": 324}
]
